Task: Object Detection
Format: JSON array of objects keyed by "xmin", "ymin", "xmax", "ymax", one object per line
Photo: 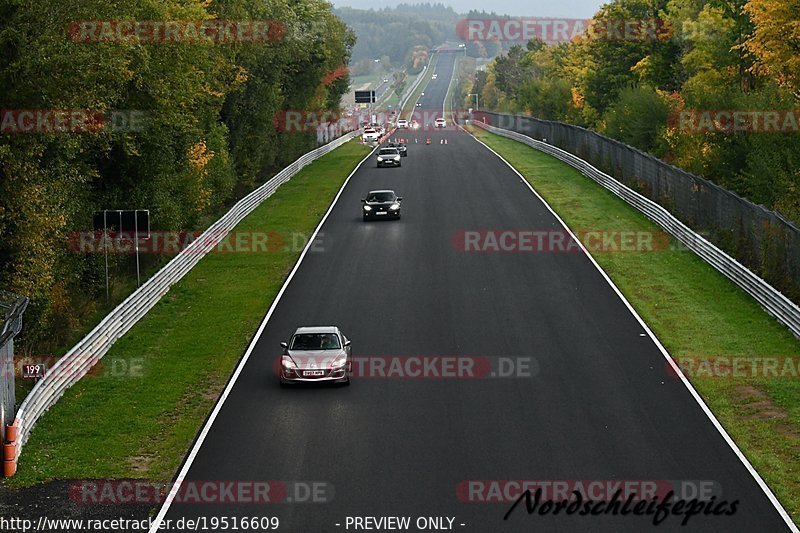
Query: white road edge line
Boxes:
[
  {"xmin": 467, "ymin": 128, "xmax": 799, "ymax": 533},
  {"xmin": 148, "ymin": 141, "xmax": 378, "ymax": 533}
]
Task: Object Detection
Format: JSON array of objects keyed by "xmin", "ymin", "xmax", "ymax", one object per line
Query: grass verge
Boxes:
[
  {"xmin": 6, "ymin": 140, "xmax": 371, "ymax": 487},
  {"xmin": 443, "ymin": 55, "xmax": 461, "ymax": 118},
  {"xmin": 470, "ymin": 126, "xmax": 800, "ymax": 523}
]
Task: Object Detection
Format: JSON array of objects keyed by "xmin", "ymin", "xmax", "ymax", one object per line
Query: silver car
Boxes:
[
  {"xmin": 280, "ymin": 326, "xmax": 351, "ymax": 386},
  {"xmin": 376, "ymin": 147, "xmax": 401, "ymax": 167}
]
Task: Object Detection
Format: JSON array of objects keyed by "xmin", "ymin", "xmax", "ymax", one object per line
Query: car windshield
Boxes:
[
  {"xmin": 379, "ymin": 148, "xmax": 398, "ymax": 155},
  {"xmin": 364, "ymin": 129, "xmax": 375, "ymax": 133},
  {"xmin": 290, "ymin": 333, "xmax": 341, "ymax": 350},
  {"xmin": 367, "ymin": 192, "xmax": 396, "ymax": 202}
]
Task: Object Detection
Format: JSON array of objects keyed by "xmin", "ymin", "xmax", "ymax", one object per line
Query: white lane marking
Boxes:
[
  {"xmin": 467, "ymin": 130, "xmax": 799, "ymax": 532},
  {"xmin": 148, "ymin": 142, "xmax": 378, "ymax": 532}
]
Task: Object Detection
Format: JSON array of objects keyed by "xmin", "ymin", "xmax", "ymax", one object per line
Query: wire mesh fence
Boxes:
[{"xmin": 477, "ymin": 111, "xmax": 800, "ymax": 305}]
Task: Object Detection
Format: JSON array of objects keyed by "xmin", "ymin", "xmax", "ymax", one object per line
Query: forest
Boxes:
[
  {"xmin": 0, "ymin": 0, "xmax": 354, "ymax": 350},
  {"xmin": 464, "ymin": 0, "xmax": 800, "ymax": 226},
  {"xmin": 335, "ymin": 3, "xmax": 458, "ymax": 73}
]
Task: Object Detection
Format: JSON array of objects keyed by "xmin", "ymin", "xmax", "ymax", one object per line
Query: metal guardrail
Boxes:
[
  {"xmin": 397, "ymin": 54, "xmax": 434, "ymax": 113},
  {"xmin": 10, "ymin": 129, "xmax": 362, "ymax": 467},
  {"xmin": 472, "ymin": 120, "xmax": 800, "ymax": 338}
]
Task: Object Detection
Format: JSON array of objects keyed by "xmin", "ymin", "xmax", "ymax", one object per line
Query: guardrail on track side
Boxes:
[
  {"xmin": 471, "ymin": 120, "xmax": 800, "ymax": 339},
  {"xmin": 7, "ymin": 129, "xmax": 362, "ymax": 473}
]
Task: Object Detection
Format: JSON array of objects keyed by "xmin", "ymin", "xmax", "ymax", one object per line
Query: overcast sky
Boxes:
[{"xmin": 331, "ymin": 0, "xmax": 606, "ymax": 18}]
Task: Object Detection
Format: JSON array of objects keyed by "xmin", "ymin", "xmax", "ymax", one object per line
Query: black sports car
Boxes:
[
  {"xmin": 387, "ymin": 141, "xmax": 407, "ymax": 157},
  {"xmin": 362, "ymin": 190, "xmax": 402, "ymax": 220}
]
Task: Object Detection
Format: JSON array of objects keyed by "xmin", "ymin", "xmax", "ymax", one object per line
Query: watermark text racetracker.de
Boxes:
[
  {"xmin": 273, "ymin": 109, "xmax": 468, "ymax": 133},
  {"xmin": 455, "ymin": 18, "xmax": 671, "ymax": 43},
  {"xmin": 68, "ymin": 230, "xmax": 327, "ymax": 255},
  {"xmin": 273, "ymin": 355, "xmax": 537, "ymax": 379},
  {"xmin": 669, "ymin": 355, "xmax": 800, "ymax": 379},
  {"xmin": 3, "ymin": 354, "xmax": 145, "ymax": 380},
  {"xmin": 0, "ymin": 109, "xmax": 146, "ymax": 134},
  {"xmin": 453, "ymin": 229, "xmax": 676, "ymax": 253},
  {"xmin": 670, "ymin": 109, "xmax": 800, "ymax": 133},
  {"xmin": 68, "ymin": 20, "xmax": 284, "ymax": 44},
  {"xmin": 69, "ymin": 479, "xmax": 333, "ymax": 505}
]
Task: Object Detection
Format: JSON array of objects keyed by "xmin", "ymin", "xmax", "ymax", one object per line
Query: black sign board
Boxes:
[
  {"xmin": 22, "ymin": 363, "xmax": 46, "ymax": 379},
  {"xmin": 354, "ymin": 90, "xmax": 376, "ymax": 104},
  {"xmin": 93, "ymin": 210, "xmax": 150, "ymax": 239}
]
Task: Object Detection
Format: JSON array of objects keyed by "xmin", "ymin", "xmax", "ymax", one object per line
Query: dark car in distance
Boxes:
[{"xmin": 387, "ymin": 141, "xmax": 407, "ymax": 157}]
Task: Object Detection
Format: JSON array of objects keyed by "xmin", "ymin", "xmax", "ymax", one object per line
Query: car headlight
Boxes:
[
  {"xmin": 330, "ymin": 356, "xmax": 347, "ymax": 369},
  {"xmin": 363, "ymin": 205, "xmax": 372, "ymax": 211},
  {"xmin": 389, "ymin": 203, "xmax": 400, "ymax": 210},
  {"xmin": 377, "ymin": 157, "xmax": 384, "ymax": 161},
  {"xmin": 281, "ymin": 356, "xmax": 296, "ymax": 369}
]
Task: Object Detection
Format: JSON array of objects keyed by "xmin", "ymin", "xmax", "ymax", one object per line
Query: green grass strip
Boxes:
[
  {"xmin": 471, "ymin": 126, "xmax": 800, "ymax": 523},
  {"xmin": 7, "ymin": 140, "xmax": 371, "ymax": 487}
]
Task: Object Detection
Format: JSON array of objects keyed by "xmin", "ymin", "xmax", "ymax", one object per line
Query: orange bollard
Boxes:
[
  {"xmin": 426, "ymin": 138, "xmax": 431, "ymax": 145},
  {"xmin": 3, "ymin": 443, "xmax": 14, "ymax": 461},
  {"xmin": 3, "ymin": 459, "xmax": 16, "ymax": 477},
  {"xmin": 5, "ymin": 423, "xmax": 18, "ymax": 442}
]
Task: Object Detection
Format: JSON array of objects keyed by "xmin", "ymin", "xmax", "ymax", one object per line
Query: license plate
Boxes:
[
  {"xmin": 303, "ymin": 370, "xmax": 324, "ymax": 377},
  {"xmin": 376, "ymin": 212, "xmax": 387, "ymax": 216}
]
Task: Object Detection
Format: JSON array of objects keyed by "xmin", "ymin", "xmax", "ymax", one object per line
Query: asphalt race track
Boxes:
[{"xmin": 155, "ymin": 52, "xmax": 793, "ymax": 532}]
